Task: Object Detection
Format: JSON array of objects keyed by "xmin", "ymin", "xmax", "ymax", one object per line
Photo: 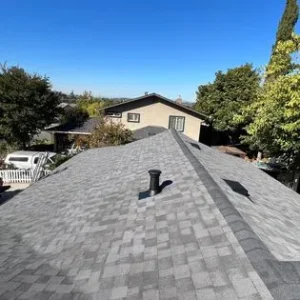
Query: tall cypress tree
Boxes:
[
  {"xmin": 276, "ymin": 0, "xmax": 299, "ymax": 43},
  {"xmin": 266, "ymin": 0, "xmax": 299, "ymax": 79}
]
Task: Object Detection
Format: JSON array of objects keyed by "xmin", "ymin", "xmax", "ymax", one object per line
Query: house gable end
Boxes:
[{"xmin": 104, "ymin": 93, "xmax": 207, "ymax": 120}]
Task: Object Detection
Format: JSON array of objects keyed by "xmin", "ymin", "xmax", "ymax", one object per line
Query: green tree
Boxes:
[
  {"xmin": 85, "ymin": 101, "xmax": 106, "ymax": 117},
  {"xmin": 194, "ymin": 64, "xmax": 260, "ymax": 135},
  {"xmin": 69, "ymin": 90, "xmax": 76, "ymax": 99},
  {"xmin": 59, "ymin": 106, "xmax": 89, "ymax": 125},
  {"xmin": 0, "ymin": 65, "xmax": 61, "ymax": 148},
  {"xmin": 267, "ymin": 0, "xmax": 299, "ymax": 79},
  {"xmin": 236, "ymin": 35, "xmax": 300, "ymax": 166},
  {"xmin": 77, "ymin": 92, "xmax": 114, "ymax": 117},
  {"xmin": 276, "ymin": 0, "xmax": 298, "ymax": 42}
]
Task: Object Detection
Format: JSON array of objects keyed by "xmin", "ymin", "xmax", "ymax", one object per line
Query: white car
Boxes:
[{"xmin": 4, "ymin": 151, "xmax": 56, "ymax": 170}]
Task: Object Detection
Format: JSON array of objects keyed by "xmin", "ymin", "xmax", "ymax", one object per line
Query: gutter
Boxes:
[{"xmin": 48, "ymin": 131, "xmax": 92, "ymax": 135}]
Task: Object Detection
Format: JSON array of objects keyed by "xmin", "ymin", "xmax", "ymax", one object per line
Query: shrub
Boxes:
[
  {"xmin": 47, "ymin": 154, "xmax": 73, "ymax": 171},
  {"xmin": 0, "ymin": 141, "xmax": 16, "ymax": 161},
  {"xmin": 88, "ymin": 117, "xmax": 132, "ymax": 148},
  {"xmin": 0, "ymin": 141, "xmax": 17, "ymax": 169}
]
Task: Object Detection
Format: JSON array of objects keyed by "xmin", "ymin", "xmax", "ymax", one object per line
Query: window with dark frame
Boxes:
[
  {"xmin": 106, "ymin": 111, "xmax": 122, "ymax": 118},
  {"xmin": 169, "ymin": 116, "xmax": 185, "ymax": 132},
  {"xmin": 127, "ymin": 113, "xmax": 140, "ymax": 123},
  {"xmin": 8, "ymin": 157, "xmax": 29, "ymax": 162}
]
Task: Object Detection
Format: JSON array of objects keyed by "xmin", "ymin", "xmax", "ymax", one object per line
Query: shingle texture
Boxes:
[
  {"xmin": 48, "ymin": 118, "xmax": 99, "ymax": 134},
  {"xmin": 0, "ymin": 130, "xmax": 299, "ymax": 299},
  {"xmin": 132, "ymin": 126, "xmax": 166, "ymax": 140},
  {"xmin": 182, "ymin": 134, "xmax": 300, "ymax": 261}
]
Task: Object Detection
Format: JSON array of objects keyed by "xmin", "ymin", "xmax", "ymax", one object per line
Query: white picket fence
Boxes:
[
  {"xmin": 0, "ymin": 169, "xmax": 33, "ymax": 183},
  {"xmin": 0, "ymin": 169, "xmax": 34, "ymax": 183},
  {"xmin": 0, "ymin": 169, "xmax": 51, "ymax": 184}
]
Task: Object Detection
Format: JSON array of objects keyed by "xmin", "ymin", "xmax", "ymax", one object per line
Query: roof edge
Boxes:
[
  {"xmin": 171, "ymin": 129, "xmax": 280, "ymax": 298},
  {"xmin": 102, "ymin": 93, "xmax": 209, "ymax": 120},
  {"xmin": 172, "ymin": 129, "xmax": 274, "ymax": 260},
  {"xmin": 47, "ymin": 131, "xmax": 92, "ymax": 135}
]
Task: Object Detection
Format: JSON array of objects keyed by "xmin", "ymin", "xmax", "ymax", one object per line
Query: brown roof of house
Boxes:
[
  {"xmin": 215, "ymin": 145, "xmax": 247, "ymax": 158},
  {"xmin": 103, "ymin": 93, "xmax": 209, "ymax": 120}
]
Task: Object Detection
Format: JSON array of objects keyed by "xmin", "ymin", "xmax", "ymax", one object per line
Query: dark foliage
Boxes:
[
  {"xmin": 60, "ymin": 106, "xmax": 89, "ymax": 126},
  {"xmin": 0, "ymin": 64, "xmax": 61, "ymax": 148},
  {"xmin": 194, "ymin": 64, "xmax": 260, "ymax": 142},
  {"xmin": 267, "ymin": 0, "xmax": 299, "ymax": 79}
]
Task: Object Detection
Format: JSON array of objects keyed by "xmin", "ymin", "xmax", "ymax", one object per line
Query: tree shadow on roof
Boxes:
[{"xmin": 0, "ymin": 189, "xmax": 22, "ymax": 206}]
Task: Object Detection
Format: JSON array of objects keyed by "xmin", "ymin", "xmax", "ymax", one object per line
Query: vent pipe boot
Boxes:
[{"xmin": 148, "ymin": 169, "xmax": 162, "ymax": 196}]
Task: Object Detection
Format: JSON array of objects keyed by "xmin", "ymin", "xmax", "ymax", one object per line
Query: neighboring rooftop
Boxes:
[
  {"xmin": 1, "ymin": 130, "xmax": 300, "ymax": 299},
  {"xmin": 103, "ymin": 93, "xmax": 209, "ymax": 120},
  {"xmin": 213, "ymin": 145, "xmax": 247, "ymax": 159},
  {"xmin": 47, "ymin": 117, "xmax": 99, "ymax": 135},
  {"xmin": 132, "ymin": 126, "xmax": 166, "ymax": 140}
]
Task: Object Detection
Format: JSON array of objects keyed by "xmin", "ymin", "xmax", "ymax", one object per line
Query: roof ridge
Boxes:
[
  {"xmin": 171, "ymin": 129, "xmax": 273, "ymax": 260},
  {"xmin": 170, "ymin": 129, "xmax": 285, "ymax": 298},
  {"xmin": 101, "ymin": 93, "xmax": 209, "ymax": 120}
]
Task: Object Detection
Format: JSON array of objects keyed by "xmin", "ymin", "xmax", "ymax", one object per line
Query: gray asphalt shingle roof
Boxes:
[
  {"xmin": 48, "ymin": 118, "xmax": 99, "ymax": 134},
  {"xmin": 132, "ymin": 126, "xmax": 166, "ymax": 140},
  {"xmin": 1, "ymin": 130, "xmax": 300, "ymax": 299}
]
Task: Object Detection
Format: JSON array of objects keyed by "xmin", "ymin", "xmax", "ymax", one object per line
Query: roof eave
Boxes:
[
  {"xmin": 102, "ymin": 93, "xmax": 209, "ymax": 120},
  {"xmin": 48, "ymin": 131, "xmax": 92, "ymax": 135}
]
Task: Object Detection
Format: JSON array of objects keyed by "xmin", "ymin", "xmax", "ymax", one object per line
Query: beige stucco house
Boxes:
[{"xmin": 103, "ymin": 93, "xmax": 207, "ymax": 141}]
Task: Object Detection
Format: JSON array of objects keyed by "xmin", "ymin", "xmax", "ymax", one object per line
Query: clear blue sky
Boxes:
[{"xmin": 1, "ymin": 0, "xmax": 298, "ymax": 101}]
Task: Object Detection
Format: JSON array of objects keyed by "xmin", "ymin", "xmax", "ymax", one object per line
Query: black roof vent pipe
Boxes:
[{"xmin": 148, "ymin": 169, "xmax": 161, "ymax": 196}]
